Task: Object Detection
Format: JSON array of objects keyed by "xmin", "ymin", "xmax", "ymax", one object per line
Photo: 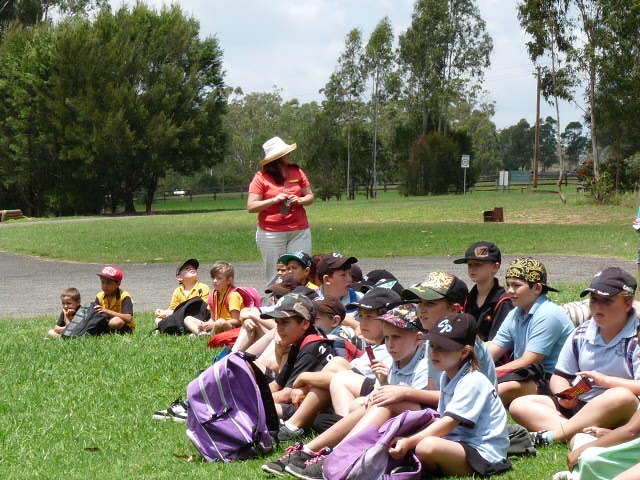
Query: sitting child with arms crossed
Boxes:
[{"xmin": 95, "ymin": 266, "xmax": 134, "ymax": 333}]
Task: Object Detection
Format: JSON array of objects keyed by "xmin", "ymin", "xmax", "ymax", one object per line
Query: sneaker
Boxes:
[
  {"xmin": 552, "ymin": 471, "xmax": 574, "ymax": 480},
  {"xmin": 261, "ymin": 442, "xmax": 313, "ymax": 476},
  {"xmin": 277, "ymin": 423, "xmax": 305, "ymax": 442},
  {"xmin": 285, "ymin": 446, "xmax": 331, "ymax": 480},
  {"xmin": 529, "ymin": 430, "xmax": 551, "ymax": 447},
  {"xmin": 152, "ymin": 397, "xmax": 188, "ymax": 423}
]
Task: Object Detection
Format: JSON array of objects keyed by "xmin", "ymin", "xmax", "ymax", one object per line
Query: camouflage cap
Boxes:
[{"xmin": 401, "ymin": 272, "xmax": 468, "ymax": 304}]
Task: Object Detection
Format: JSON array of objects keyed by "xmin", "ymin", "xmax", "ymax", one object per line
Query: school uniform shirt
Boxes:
[
  {"xmin": 350, "ymin": 342, "xmax": 393, "ymax": 380},
  {"xmin": 465, "ymin": 279, "xmax": 514, "ymax": 341},
  {"xmin": 168, "ymin": 282, "xmax": 210, "ymax": 310},
  {"xmin": 439, "ymin": 367, "xmax": 509, "ymax": 465},
  {"xmin": 492, "ymin": 295, "xmax": 574, "ymax": 374},
  {"xmin": 208, "ymin": 287, "xmax": 244, "ymax": 321},
  {"xmin": 388, "ymin": 342, "xmax": 430, "ymax": 389},
  {"xmin": 276, "ymin": 327, "xmax": 336, "ymax": 388},
  {"xmin": 56, "ymin": 311, "xmax": 69, "ymax": 327},
  {"xmin": 315, "ymin": 287, "xmax": 363, "ymax": 314},
  {"xmin": 428, "ymin": 338, "xmax": 497, "ymax": 390},
  {"xmin": 248, "ymin": 166, "xmax": 311, "ymax": 232},
  {"xmin": 95, "ymin": 289, "xmax": 134, "ymax": 328},
  {"xmin": 554, "ymin": 312, "xmax": 640, "ymax": 402}
]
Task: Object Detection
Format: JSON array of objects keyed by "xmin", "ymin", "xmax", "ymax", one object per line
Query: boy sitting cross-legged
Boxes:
[
  {"xmin": 95, "ymin": 266, "xmax": 135, "ymax": 333},
  {"xmin": 487, "ymin": 257, "xmax": 574, "ymax": 405},
  {"xmin": 47, "ymin": 288, "xmax": 82, "ymax": 338}
]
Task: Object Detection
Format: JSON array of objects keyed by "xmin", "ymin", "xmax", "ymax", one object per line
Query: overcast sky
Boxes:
[{"xmin": 110, "ymin": 0, "xmax": 585, "ymax": 130}]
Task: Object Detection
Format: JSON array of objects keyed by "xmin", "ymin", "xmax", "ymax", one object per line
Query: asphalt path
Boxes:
[{"xmin": 0, "ymin": 251, "xmax": 635, "ymax": 319}]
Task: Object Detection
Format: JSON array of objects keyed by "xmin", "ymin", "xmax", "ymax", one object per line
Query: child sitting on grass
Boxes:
[
  {"xmin": 263, "ymin": 304, "xmax": 429, "ymax": 477},
  {"xmin": 486, "ymin": 257, "xmax": 574, "ymax": 405},
  {"xmin": 454, "ymin": 241, "xmax": 513, "ymax": 341},
  {"xmin": 184, "ymin": 261, "xmax": 244, "ymax": 335},
  {"xmin": 259, "ymin": 293, "xmax": 335, "ymax": 420},
  {"xmin": 387, "ymin": 313, "xmax": 511, "ymax": 478},
  {"xmin": 95, "ymin": 266, "xmax": 134, "ymax": 333},
  {"xmin": 47, "ymin": 288, "xmax": 81, "ymax": 338},
  {"xmin": 510, "ymin": 267, "xmax": 640, "ymax": 448},
  {"xmin": 154, "ymin": 259, "xmax": 210, "ymax": 327},
  {"xmin": 272, "ymin": 287, "xmax": 400, "ymax": 443}
]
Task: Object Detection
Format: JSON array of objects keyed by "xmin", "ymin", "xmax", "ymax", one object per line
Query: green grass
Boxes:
[
  {"xmin": 0, "ymin": 190, "xmax": 637, "ymax": 263},
  {"xmin": 0, "ymin": 287, "xmax": 583, "ymax": 479}
]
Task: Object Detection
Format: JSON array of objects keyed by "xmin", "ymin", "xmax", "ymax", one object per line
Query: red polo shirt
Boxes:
[{"xmin": 248, "ymin": 166, "xmax": 310, "ymax": 232}]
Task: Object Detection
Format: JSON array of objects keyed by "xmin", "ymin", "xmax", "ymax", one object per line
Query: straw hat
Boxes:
[{"xmin": 259, "ymin": 137, "xmax": 297, "ymax": 167}]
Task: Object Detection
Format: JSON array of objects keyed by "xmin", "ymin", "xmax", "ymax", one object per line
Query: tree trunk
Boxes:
[
  {"xmin": 123, "ymin": 191, "xmax": 136, "ymax": 213},
  {"xmin": 589, "ymin": 66, "xmax": 599, "ymax": 179}
]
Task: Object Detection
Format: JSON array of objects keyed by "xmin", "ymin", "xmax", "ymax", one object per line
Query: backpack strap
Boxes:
[
  {"xmin": 571, "ymin": 321, "xmax": 590, "ymax": 368},
  {"xmin": 493, "ymin": 295, "xmax": 511, "ymax": 313},
  {"xmin": 300, "ymin": 334, "xmax": 329, "ymax": 350},
  {"xmin": 623, "ymin": 319, "xmax": 640, "ymax": 377}
]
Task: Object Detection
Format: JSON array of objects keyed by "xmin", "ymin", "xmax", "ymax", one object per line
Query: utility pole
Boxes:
[{"xmin": 533, "ymin": 66, "xmax": 541, "ymax": 188}]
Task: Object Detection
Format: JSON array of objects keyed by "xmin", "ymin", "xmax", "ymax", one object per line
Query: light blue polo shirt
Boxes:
[
  {"xmin": 554, "ymin": 313, "xmax": 640, "ymax": 401},
  {"xmin": 428, "ymin": 338, "xmax": 497, "ymax": 390},
  {"xmin": 439, "ymin": 367, "xmax": 509, "ymax": 464},
  {"xmin": 492, "ymin": 295, "xmax": 574, "ymax": 374},
  {"xmin": 350, "ymin": 342, "xmax": 393, "ymax": 379},
  {"xmin": 315, "ymin": 287, "xmax": 363, "ymax": 314},
  {"xmin": 388, "ymin": 342, "xmax": 429, "ymax": 389}
]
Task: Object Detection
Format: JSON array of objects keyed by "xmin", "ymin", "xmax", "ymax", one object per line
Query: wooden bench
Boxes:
[{"xmin": 0, "ymin": 209, "xmax": 24, "ymax": 221}]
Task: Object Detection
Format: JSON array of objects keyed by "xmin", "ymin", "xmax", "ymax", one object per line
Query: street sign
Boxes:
[{"xmin": 461, "ymin": 154, "xmax": 470, "ymax": 168}]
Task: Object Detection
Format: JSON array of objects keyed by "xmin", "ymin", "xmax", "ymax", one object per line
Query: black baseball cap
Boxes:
[
  {"xmin": 351, "ymin": 264, "xmax": 363, "ymax": 283},
  {"xmin": 347, "ymin": 287, "xmax": 402, "ymax": 311},
  {"xmin": 453, "ymin": 242, "xmax": 501, "ymax": 264},
  {"xmin": 580, "ymin": 267, "xmax": 637, "ymax": 298},
  {"xmin": 278, "ymin": 251, "xmax": 312, "ymax": 268},
  {"xmin": 426, "ymin": 313, "xmax": 477, "ymax": 351},
  {"xmin": 402, "ymin": 272, "xmax": 468, "ymax": 305},
  {"xmin": 354, "ymin": 269, "xmax": 404, "ymax": 295},
  {"xmin": 317, "ymin": 253, "xmax": 358, "ymax": 278},
  {"xmin": 176, "ymin": 259, "xmax": 199, "ymax": 276}
]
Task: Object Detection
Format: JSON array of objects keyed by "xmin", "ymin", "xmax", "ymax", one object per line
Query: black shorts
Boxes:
[
  {"xmin": 550, "ymin": 394, "xmax": 587, "ymax": 419},
  {"xmin": 360, "ymin": 377, "xmax": 375, "ymax": 396},
  {"xmin": 280, "ymin": 403, "xmax": 296, "ymax": 421},
  {"xmin": 497, "ymin": 364, "xmax": 551, "ymax": 393},
  {"xmin": 112, "ymin": 325, "xmax": 133, "ymax": 334},
  {"xmin": 460, "ymin": 442, "xmax": 511, "ymax": 477}
]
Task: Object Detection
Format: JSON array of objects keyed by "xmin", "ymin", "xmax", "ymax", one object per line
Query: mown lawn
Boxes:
[
  {"xmin": 1, "ymin": 285, "xmax": 583, "ymax": 479},
  {"xmin": 0, "ymin": 190, "xmax": 638, "ymax": 264}
]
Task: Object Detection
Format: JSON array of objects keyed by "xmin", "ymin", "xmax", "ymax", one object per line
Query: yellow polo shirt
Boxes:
[{"xmin": 169, "ymin": 282, "xmax": 210, "ymax": 310}]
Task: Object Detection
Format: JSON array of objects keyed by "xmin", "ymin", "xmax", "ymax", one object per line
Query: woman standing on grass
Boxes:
[{"xmin": 247, "ymin": 137, "xmax": 314, "ymax": 285}]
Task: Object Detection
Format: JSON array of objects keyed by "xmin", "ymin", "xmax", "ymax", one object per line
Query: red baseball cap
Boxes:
[{"xmin": 97, "ymin": 265, "xmax": 123, "ymax": 284}]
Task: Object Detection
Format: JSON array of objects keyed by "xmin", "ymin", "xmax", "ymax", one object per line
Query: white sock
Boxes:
[
  {"xmin": 302, "ymin": 444, "xmax": 316, "ymax": 455},
  {"xmin": 284, "ymin": 420, "xmax": 299, "ymax": 432}
]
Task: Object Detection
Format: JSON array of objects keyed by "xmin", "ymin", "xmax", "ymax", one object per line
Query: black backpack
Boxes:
[
  {"xmin": 157, "ymin": 297, "xmax": 207, "ymax": 335},
  {"xmin": 62, "ymin": 302, "xmax": 111, "ymax": 338},
  {"xmin": 506, "ymin": 424, "xmax": 536, "ymax": 457}
]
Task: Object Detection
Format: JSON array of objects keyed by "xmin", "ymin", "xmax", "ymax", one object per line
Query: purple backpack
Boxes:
[
  {"xmin": 185, "ymin": 351, "xmax": 279, "ymax": 462},
  {"xmin": 323, "ymin": 408, "xmax": 438, "ymax": 480}
]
